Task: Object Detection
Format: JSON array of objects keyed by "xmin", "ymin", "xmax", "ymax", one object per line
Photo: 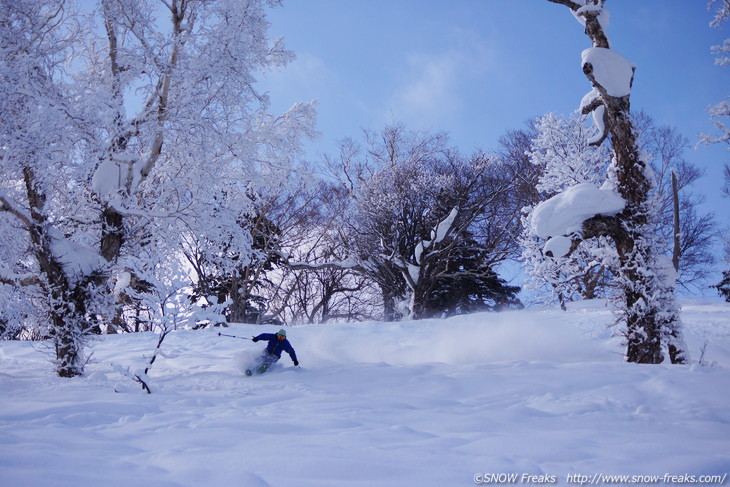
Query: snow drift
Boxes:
[{"xmin": 0, "ymin": 299, "xmax": 729, "ymax": 486}]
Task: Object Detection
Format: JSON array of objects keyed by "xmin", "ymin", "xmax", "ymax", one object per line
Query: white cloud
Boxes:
[
  {"xmin": 390, "ymin": 51, "xmax": 463, "ymax": 123},
  {"xmin": 386, "ymin": 28, "xmax": 497, "ymax": 131}
]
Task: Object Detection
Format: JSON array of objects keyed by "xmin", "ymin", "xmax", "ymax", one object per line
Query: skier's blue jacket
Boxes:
[{"xmin": 254, "ymin": 333, "xmax": 298, "ymax": 363}]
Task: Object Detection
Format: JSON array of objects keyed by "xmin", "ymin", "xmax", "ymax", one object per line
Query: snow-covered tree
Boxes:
[
  {"xmin": 273, "ymin": 224, "xmax": 379, "ymax": 324},
  {"xmin": 287, "ymin": 181, "xmax": 384, "ymax": 324},
  {"xmin": 0, "ymin": 0, "xmax": 100, "ymax": 376},
  {"xmin": 86, "ymin": 0, "xmax": 315, "ymax": 328},
  {"xmin": 704, "ymin": 0, "xmax": 730, "ymax": 297},
  {"xmin": 0, "ymin": 0, "xmax": 315, "ymax": 376},
  {"xmin": 520, "ymin": 112, "xmax": 617, "ymax": 307},
  {"xmin": 521, "ymin": 111, "xmax": 718, "ymax": 305},
  {"xmin": 544, "ymin": 0, "xmax": 687, "ymax": 364},
  {"xmin": 424, "ymin": 232, "xmax": 522, "ymax": 316},
  {"xmin": 496, "ymin": 124, "xmax": 543, "ymax": 211},
  {"xmin": 633, "ymin": 113, "xmax": 719, "ymax": 288},
  {"xmin": 322, "ymin": 125, "xmax": 520, "ymax": 320},
  {"xmin": 716, "ymin": 271, "xmax": 730, "ymax": 301},
  {"xmin": 187, "ymin": 165, "xmax": 378, "ymax": 326},
  {"xmin": 703, "ymin": 0, "xmax": 730, "ymax": 147}
]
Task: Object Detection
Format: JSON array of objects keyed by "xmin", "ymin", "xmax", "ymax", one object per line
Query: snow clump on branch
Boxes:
[
  {"xmin": 571, "ymin": 2, "xmax": 610, "ymax": 31},
  {"xmin": 530, "ymin": 182, "xmax": 626, "ymax": 257},
  {"xmin": 581, "ymin": 48, "xmax": 634, "ymax": 97}
]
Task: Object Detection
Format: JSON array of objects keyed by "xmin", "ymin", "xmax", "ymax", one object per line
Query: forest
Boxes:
[{"xmin": 1, "ymin": 0, "xmax": 729, "ymax": 377}]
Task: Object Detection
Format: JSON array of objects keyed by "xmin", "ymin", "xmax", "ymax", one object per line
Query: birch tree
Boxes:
[
  {"xmin": 0, "ymin": 0, "xmax": 315, "ymax": 376},
  {"xmin": 1, "ymin": 0, "xmax": 99, "ymax": 376}
]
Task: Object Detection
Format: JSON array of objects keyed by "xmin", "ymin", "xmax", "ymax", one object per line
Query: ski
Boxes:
[{"xmin": 245, "ymin": 363, "xmax": 271, "ymax": 376}]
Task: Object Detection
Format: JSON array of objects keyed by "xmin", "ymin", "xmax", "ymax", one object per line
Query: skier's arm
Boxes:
[
  {"xmin": 252, "ymin": 333, "xmax": 276, "ymax": 342},
  {"xmin": 287, "ymin": 345, "xmax": 299, "ymax": 366}
]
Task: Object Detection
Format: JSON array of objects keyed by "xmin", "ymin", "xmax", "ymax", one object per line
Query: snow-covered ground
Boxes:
[{"xmin": 1, "ymin": 299, "xmax": 729, "ymax": 487}]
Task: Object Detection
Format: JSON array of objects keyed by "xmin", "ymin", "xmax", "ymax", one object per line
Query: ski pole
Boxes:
[{"xmin": 217, "ymin": 332, "xmax": 251, "ymax": 340}]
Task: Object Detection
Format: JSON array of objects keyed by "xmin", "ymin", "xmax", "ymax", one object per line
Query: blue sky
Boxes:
[{"xmin": 260, "ymin": 0, "xmax": 729, "ymax": 292}]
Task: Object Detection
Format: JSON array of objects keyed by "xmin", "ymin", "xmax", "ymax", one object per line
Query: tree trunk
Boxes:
[
  {"xmin": 101, "ymin": 206, "xmax": 124, "ymax": 262},
  {"xmin": 605, "ymin": 102, "xmax": 664, "ymax": 363},
  {"xmin": 671, "ymin": 171, "xmax": 681, "ymax": 272},
  {"xmin": 549, "ymin": 0, "xmax": 686, "ymax": 364},
  {"xmin": 410, "ymin": 288, "xmax": 429, "ymax": 320},
  {"xmin": 381, "ymin": 287, "xmax": 401, "ymax": 322},
  {"xmin": 51, "ymin": 290, "xmax": 88, "ymax": 377},
  {"xmin": 23, "ymin": 167, "xmax": 89, "ymax": 376},
  {"xmin": 40, "ymin": 239, "xmax": 89, "ymax": 376}
]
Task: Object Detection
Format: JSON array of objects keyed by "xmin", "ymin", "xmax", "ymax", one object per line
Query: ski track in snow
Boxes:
[{"xmin": 1, "ymin": 299, "xmax": 729, "ymax": 486}]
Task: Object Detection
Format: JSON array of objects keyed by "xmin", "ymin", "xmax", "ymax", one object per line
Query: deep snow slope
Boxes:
[{"xmin": 1, "ymin": 299, "xmax": 729, "ymax": 487}]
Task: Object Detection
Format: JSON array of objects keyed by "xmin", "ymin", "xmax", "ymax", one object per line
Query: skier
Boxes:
[{"xmin": 247, "ymin": 328, "xmax": 299, "ymax": 375}]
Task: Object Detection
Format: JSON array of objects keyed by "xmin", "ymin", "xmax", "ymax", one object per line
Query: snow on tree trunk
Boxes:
[
  {"xmin": 24, "ymin": 169, "xmax": 90, "ymax": 377},
  {"xmin": 547, "ymin": 0, "xmax": 687, "ymax": 364},
  {"xmin": 395, "ymin": 207, "xmax": 459, "ymax": 320}
]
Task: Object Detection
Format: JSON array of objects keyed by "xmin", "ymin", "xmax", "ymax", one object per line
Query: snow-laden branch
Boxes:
[
  {"xmin": 708, "ymin": 0, "xmax": 730, "ymax": 29},
  {"xmin": 531, "ymin": 183, "xmax": 625, "ymax": 258},
  {"xmin": 579, "ymin": 48, "xmax": 635, "ymax": 147},
  {"xmin": 549, "ymin": 0, "xmax": 609, "ymax": 48},
  {"xmin": 531, "ymin": 183, "xmax": 625, "ymax": 239},
  {"xmin": 581, "ymin": 48, "xmax": 634, "ymax": 97},
  {"xmin": 47, "ymin": 228, "xmax": 107, "ymax": 284},
  {"xmin": 702, "ymin": 1, "xmax": 730, "ymax": 148},
  {"xmin": 0, "ymin": 265, "xmax": 41, "ymax": 287},
  {"xmin": 700, "ymin": 98, "xmax": 730, "ymax": 146},
  {"xmin": 546, "ymin": 0, "xmax": 582, "ymax": 10},
  {"xmin": 0, "ymin": 193, "xmax": 34, "ymax": 230},
  {"xmin": 286, "ymin": 257, "xmax": 366, "ymax": 274},
  {"xmin": 382, "ymin": 207, "xmax": 461, "ymax": 318},
  {"xmin": 414, "ymin": 207, "xmax": 458, "ymax": 265},
  {"xmin": 711, "ymin": 38, "xmax": 730, "ymax": 67}
]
